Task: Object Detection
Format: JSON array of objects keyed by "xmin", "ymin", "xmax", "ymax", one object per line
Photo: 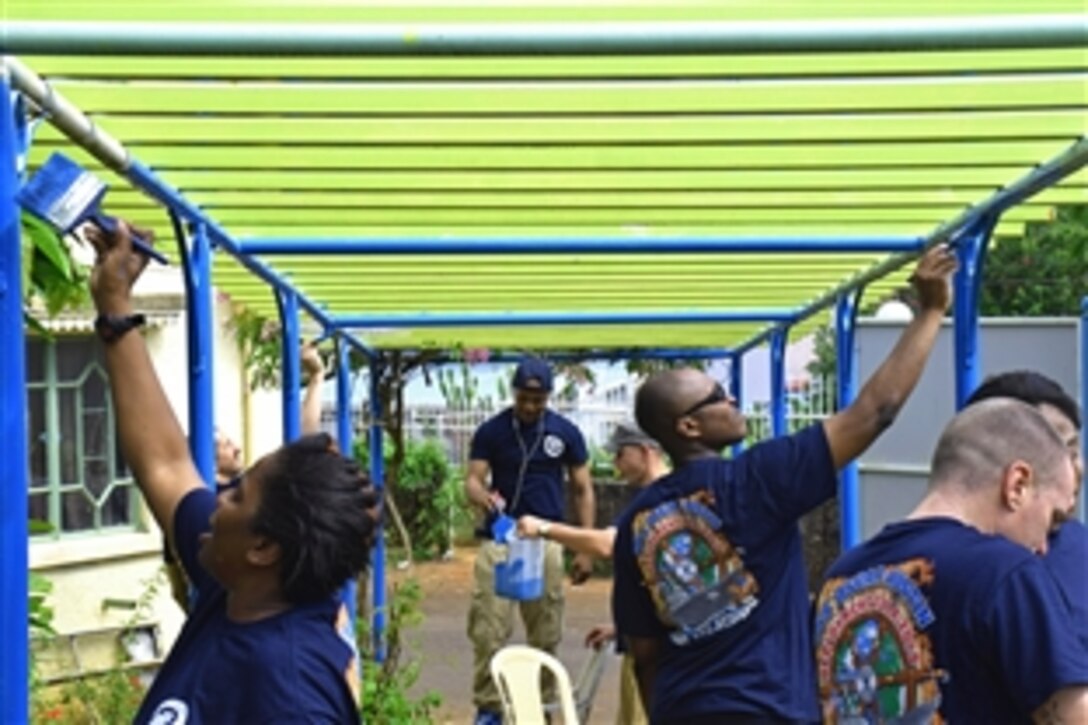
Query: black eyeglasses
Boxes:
[{"xmin": 680, "ymin": 381, "xmax": 730, "ymax": 417}]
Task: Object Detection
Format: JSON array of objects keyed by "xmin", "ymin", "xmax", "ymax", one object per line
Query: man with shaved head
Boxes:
[
  {"xmin": 815, "ymin": 399, "xmax": 1088, "ymax": 723},
  {"xmin": 612, "ymin": 246, "xmax": 957, "ymax": 724}
]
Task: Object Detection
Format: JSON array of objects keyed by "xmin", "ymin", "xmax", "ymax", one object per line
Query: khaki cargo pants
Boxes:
[
  {"xmin": 468, "ymin": 539, "xmax": 565, "ymax": 711},
  {"xmin": 617, "ymin": 652, "xmax": 649, "ymax": 725}
]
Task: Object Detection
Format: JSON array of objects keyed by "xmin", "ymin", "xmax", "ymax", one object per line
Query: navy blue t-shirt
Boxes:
[
  {"xmin": 816, "ymin": 518, "xmax": 1088, "ymax": 724},
  {"xmin": 135, "ymin": 488, "xmax": 360, "ymax": 725},
  {"xmin": 469, "ymin": 408, "xmax": 588, "ymax": 520},
  {"xmin": 612, "ymin": 424, "xmax": 838, "ymax": 723},
  {"xmin": 1044, "ymin": 519, "xmax": 1088, "ymax": 646}
]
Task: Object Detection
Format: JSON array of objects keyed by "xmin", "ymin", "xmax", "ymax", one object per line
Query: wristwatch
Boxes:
[
  {"xmin": 538, "ymin": 521, "xmax": 552, "ymax": 540},
  {"xmin": 94, "ymin": 313, "xmax": 146, "ymax": 344}
]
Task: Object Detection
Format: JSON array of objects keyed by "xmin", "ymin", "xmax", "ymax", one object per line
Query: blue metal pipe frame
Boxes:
[
  {"xmin": 239, "ymin": 236, "xmax": 923, "ymax": 256},
  {"xmin": 953, "ymin": 216, "xmax": 998, "ymax": 410},
  {"xmin": 3, "ymin": 57, "xmax": 1088, "ymax": 708},
  {"xmin": 835, "ymin": 289, "xmax": 864, "ymax": 550},
  {"xmin": 278, "ymin": 289, "xmax": 302, "ymax": 442},
  {"xmin": 0, "ymin": 68, "xmax": 30, "ymax": 725},
  {"xmin": 337, "ymin": 339, "xmax": 359, "ymax": 628},
  {"xmin": 769, "ymin": 329, "xmax": 788, "ymax": 438},
  {"xmin": 368, "ymin": 363, "xmax": 387, "ymax": 661},
  {"xmin": 173, "ymin": 216, "xmax": 217, "ymax": 487},
  {"xmin": 428, "ymin": 347, "xmax": 735, "ymax": 364}
]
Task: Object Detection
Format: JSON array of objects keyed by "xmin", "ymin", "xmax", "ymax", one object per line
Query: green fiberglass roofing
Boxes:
[{"xmin": 7, "ymin": 1, "xmax": 1088, "ymax": 351}]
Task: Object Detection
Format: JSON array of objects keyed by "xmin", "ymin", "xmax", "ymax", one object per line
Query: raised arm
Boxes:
[
  {"xmin": 85, "ymin": 222, "xmax": 203, "ymax": 546},
  {"xmin": 300, "ymin": 343, "xmax": 325, "ymax": 435},
  {"xmin": 823, "ymin": 245, "xmax": 957, "ymax": 470}
]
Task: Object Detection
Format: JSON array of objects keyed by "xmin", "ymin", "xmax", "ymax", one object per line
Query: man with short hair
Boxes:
[
  {"xmin": 965, "ymin": 370, "xmax": 1087, "ymax": 640},
  {"xmin": 612, "ymin": 246, "xmax": 956, "ymax": 723},
  {"xmin": 815, "ymin": 399, "xmax": 1088, "ymax": 723},
  {"xmin": 464, "ymin": 357, "xmax": 596, "ymax": 725},
  {"xmin": 519, "ymin": 421, "xmax": 669, "ymax": 725}
]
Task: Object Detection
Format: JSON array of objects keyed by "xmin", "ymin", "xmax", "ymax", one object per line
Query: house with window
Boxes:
[{"xmin": 26, "ymin": 265, "xmax": 285, "ymax": 681}]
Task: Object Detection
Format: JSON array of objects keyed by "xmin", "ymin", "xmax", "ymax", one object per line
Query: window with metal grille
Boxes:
[{"xmin": 27, "ymin": 336, "xmax": 135, "ymax": 535}]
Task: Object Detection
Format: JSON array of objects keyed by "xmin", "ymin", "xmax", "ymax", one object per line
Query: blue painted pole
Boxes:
[
  {"xmin": 336, "ymin": 308, "xmax": 795, "ymax": 329},
  {"xmin": 0, "ymin": 69, "xmax": 29, "ymax": 725},
  {"xmin": 368, "ymin": 362, "xmax": 387, "ymax": 661},
  {"xmin": 769, "ymin": 328, "xmax": 788, "ymax": 438},
  {"xmin": 175, "ymin": 219, "xmax": 216, "ymax": 486},
  {"xmin": 278, "ymin": 290, "xmax": 301, "ymax": 442},
  {"xmin": 730, "ymin": 353, "xmax": 745, "ymax": 458},
  {"xmin": 836, "ymin": 290, "xmax": 864, "ymax": 549},
  {"xmin": 337, "ymin": 339, "xmax": 359, "ymax": 625},
  {"xmin": 952, "ymin": 218, "xmax": 997, "ymax": 410},
  {"xmin": 238, "ymin": 235, "xmax": 923, "ymax": 256},
  {"xmin": 1079, "ymin": 297, "xmax": 1088, "ymax": 522}
]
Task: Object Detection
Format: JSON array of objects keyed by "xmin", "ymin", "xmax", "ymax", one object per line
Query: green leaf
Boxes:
[
  {"xmin": 29, "ymin": 518, "xmax": 55, "ymax": 535},
  {"xmin": 21, "ymin": 211, "xmax": 72, "ymax": 282}
]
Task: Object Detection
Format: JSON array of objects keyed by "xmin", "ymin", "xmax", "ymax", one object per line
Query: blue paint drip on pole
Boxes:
[
  {"xmin": 0, "ymin": 70, "xmax": 29, "ymax": 725},
  {"xmin": 769, "ymin": 329, "xmax": 788, "ymax": 438},
  {"xmin": 278, "ymin": 290, "xmax": 301, "ymax": 442},
  {"xmin": 337, "ymin": 340, "xmax": 359, "ymax": 627},
  {"xmin": 369, "ymin": 363, "xmax": 387, "ymax": 661},
  {"xmin": 952, "ymin": 218, "xmax": 997, "ymax": 410},
  {"xmin": 836, "ymin": 290, "xmax": 863, "ymax": 550}
]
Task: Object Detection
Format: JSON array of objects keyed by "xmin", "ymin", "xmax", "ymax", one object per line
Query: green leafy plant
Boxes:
[
  {"xmin": 358, "ymin": 579, "xmax": 441, "ymax": 724},
  {"xmin": 21, "ymin": 213, "xmax": 90, "ymax": 330},
  {"xmin": 223, "ymin": 299, "xmax": 283, "ymax": 390},
  {"xmin": 357, "ymin": 437, "xmax": 471, "ymax": 560}
]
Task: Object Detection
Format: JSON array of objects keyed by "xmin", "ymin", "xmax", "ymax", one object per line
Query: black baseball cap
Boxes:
[{"xmin": 512, "ymin": 357, "xmax": 553, "ymax": 392}]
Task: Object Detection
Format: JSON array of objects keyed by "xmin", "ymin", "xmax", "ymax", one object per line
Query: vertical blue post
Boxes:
[
  {"xmin": 730, "ymin": 353, "xmax": 745, "ymax": 458},
  {"xmin": 369, "ymin": 361, "xmax": 386, "ymax": 661},
  {"xmin": 277, "ymin": 290, "xmax": 301, "ymax": 442},
  {"xmin": 176, "ymin": 220, "xmax": 215, "ymax": 485},
  {"xmin": 953, "ymin": 218, "xmax": 997, "ymax": 410},
  {"xmin": 336, "ymin": 339, "xmax": 358, "ymax": 625},
  {"xmin": 769, "ymin": 328, "xmax": 788, "ymax": 438},
  {"xmin": 0, "ymin": 70, "xmax": 29, "ymax": 725},
  {"xmin": 1079, "ymin": 297, "xmax": 1088, "ymax": 522},
  {"xmin": 836, "ymin": 290, "xmax": 864, "ymax": 549}
]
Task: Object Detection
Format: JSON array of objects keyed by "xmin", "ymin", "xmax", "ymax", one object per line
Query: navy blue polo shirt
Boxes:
[
  {"xmin": 1043, "ymin": 519, "xmax": 1088, "ymax": 645},
  {"xmin": 816, "ymin": 518, "xmax": 1088, "ymax": 723},
  {"xmin": 470, "ymin": 408, "xmax": 588, "ymax": 520},
  {"xmin": 135, "ymin": 488, "xmax": 360, "ymax": 724},
  {"xmin": 612, "ymin": 424, "xmax": 838, "ymax": 723}
]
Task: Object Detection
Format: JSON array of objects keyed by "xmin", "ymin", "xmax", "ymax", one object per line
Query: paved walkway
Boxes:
[{"xmin": 397, "ymin": 546, "xmax": 620, "ymax": 724}]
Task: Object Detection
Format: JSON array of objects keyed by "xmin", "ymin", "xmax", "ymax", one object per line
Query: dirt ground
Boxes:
[{"xmin": 392, "ymin": 545, "xmax": 620, "ymax": 724}]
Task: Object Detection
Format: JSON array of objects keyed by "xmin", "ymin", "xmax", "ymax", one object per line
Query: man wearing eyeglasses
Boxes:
[{"xmin": 611, "ymin": 246, "xmax": 958, "ymax": 724}]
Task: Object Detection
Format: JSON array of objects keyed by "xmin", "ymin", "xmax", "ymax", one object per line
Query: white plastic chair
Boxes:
[{"xmin": 490, "ymin": 645, "xmax": 580, "ymax": 724}]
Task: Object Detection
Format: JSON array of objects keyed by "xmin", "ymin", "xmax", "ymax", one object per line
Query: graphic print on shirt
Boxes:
[
  {"xmin": 815, "ymin": 559, "xmax": 947, "ymax": 725},
  {"xmin": 632, "ymin": 490, "xmax": 759, "ymax": 645}
]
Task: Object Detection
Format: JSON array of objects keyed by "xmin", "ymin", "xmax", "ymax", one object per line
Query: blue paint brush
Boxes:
[{"xmin": 18, "ymin": 152, "xmax": 169, "ymax": 265}]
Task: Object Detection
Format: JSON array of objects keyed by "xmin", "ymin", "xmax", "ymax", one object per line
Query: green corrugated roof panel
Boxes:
[{"xmin": 11, "ymin": 0, "xmax": 1088, "ymax": 351}]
